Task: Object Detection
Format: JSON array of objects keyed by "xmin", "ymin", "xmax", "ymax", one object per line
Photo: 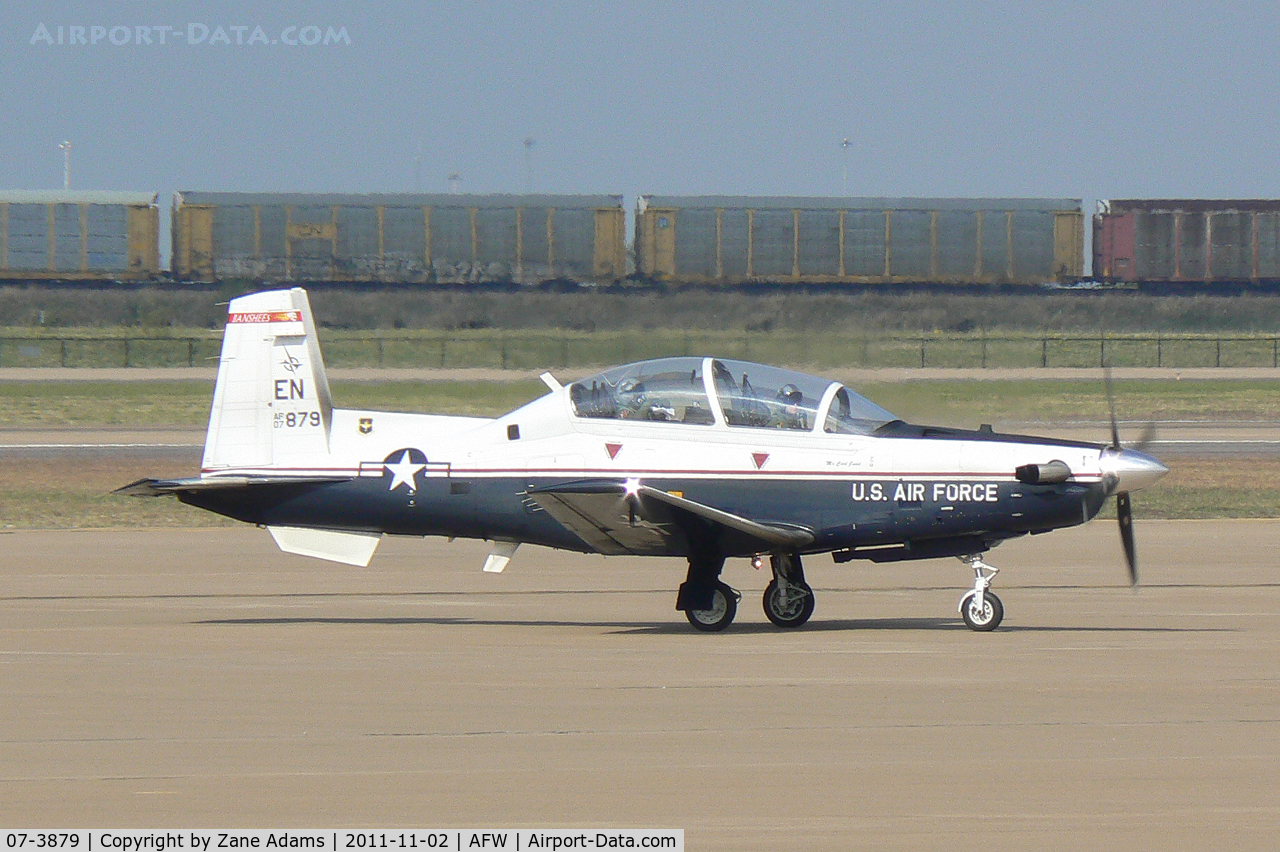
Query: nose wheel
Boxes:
[
  {"xmin": 960, "ymin": 589, "xmax": 1003, "ymax": 631},
  {"xmin": 763, "ymin": 578, "xmax": 814, "ymax": 627},
  {"xmin": 957, "ymin": 555, "xmax": 1004, "ymax": 631}
]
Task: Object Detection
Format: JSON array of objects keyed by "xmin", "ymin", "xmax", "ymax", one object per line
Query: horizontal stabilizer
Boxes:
[
  {"xmin": 115, "ymin": 475, "xmax": 350, "ymax": 497},
  {"xmin": 268, "ymin": 526, "xmax": 381, "ymax": 567}
]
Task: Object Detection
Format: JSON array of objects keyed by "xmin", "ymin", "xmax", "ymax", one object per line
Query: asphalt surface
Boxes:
[{"xmin": 1, "ymin": 523, "xmax": 1278, "ymax": 848}]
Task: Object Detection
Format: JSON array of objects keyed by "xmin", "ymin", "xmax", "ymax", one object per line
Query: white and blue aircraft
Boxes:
[{"xmin": 122, "ymin": 288, "xmax": 1168, "ymax": 632}]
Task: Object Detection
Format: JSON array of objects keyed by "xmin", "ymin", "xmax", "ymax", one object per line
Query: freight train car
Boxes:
[
  {"xmin": 1094, "ymin": 199, "xmax": 1280, "ymax": 286},
  {"xmin": 635, "ymin": 196, "xmax": 1083, "ymax": 286},
  {"xmin": 171, "ymin": 192, "xmax": 626, "ymax": 285},
  {"xmin": 0, "ymin": 191, "xmax": 159, "ymax": 281}
]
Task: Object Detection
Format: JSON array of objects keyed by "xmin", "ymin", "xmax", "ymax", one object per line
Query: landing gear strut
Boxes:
[
  {"xmin": 677, "ymin": 552, "xmax": 739, "ymax": 632},
  {"xmin": 957, "ymin": 554, "xmax": 1003, "ymax": 631},
  {"xmin": 762, "ymin": 552, "xmax": 814, "ymax": 628}
]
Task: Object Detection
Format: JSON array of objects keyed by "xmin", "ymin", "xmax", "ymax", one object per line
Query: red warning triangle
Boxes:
[
  {"xmin": 752, "ymin": 452, "xmax": 770, "ymax": 469},
  {"xmin": 606, "ymin": 443, "xmax": 623, "ymax": 460}
]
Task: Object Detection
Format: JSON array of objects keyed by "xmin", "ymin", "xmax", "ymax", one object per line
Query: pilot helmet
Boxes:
[{"xmin": 778, "ymin": 383, "xmax": 802, "ymax": 404}]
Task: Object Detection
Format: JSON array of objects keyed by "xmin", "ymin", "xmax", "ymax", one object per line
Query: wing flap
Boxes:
[
  {"xmin": 530, "ymin": 485, "xmax": 679, "ymax": 555},
  {"xmin": 528, "ymin": 480, "xmax": 815, "ymax": 555},
  {"xmin": 635, "ymin": 485, "xmax": 815, "ymax": 548}
]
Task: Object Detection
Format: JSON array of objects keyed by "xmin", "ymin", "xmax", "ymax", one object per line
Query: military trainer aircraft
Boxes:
[{"xmin": 121, "ymin": 288, "xmax": 1168, "ymax": 632}]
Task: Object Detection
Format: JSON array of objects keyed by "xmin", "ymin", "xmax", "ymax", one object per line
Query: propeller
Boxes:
[{"xmin": 1104, "ymin": 369, "xmax": 1144, "ymax": 587}]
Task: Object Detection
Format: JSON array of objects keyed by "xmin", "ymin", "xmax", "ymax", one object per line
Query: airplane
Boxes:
[{"xmin": 120, "ymin": 287, "xmax": 1169, "ymax": 632}]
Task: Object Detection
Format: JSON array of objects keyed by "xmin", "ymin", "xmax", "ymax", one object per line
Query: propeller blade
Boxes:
[
  {"xmin": 1104, "ymin": 367, "xmax": 1120, "ymax": 449},
  {"xmin": 1132, "ymin": 421, "xmax": 1157, "ymax": 451},
  {"xmin": 1116, "ymin": 490, "xmax": 1137, "ymax": 586}
]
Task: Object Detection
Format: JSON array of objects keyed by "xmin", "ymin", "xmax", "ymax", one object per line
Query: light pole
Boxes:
[
  {"xmin": 523, "ymin": 137, "xmax": 535, "ymax": 193},
  {"xmin": 841, "ymin": 137, "xmax": 850, "ymax": 196},
  {"xmin": 58, "ymin": 140, "xmax": 71, "ymax": 189}
]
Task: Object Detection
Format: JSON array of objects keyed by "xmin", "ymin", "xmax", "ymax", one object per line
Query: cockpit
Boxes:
[{"xmin": 568, "ymin": 357, "xmax": 896, "ymax": 435}]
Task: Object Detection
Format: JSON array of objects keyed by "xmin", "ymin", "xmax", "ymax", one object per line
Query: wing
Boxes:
[{"xmin": 528, "ymin": 480, "xmax": 814, "ymax": 556}]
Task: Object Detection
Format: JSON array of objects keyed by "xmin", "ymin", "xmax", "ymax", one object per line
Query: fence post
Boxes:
[
  {"xmin": 439, "ymin": 338, "xmax": 446, "ymax": 368},
  {"xmin": 1099, "ymin": 337, "xmax": 1105, "ymax": 368},
  {"xmin": 124, "ymin": 339, "xmax": 130, "ymax": 368},
  {"xmin": 1216, "ymin": 339, "xmax": 1221, "ymax": 368},
  {"xmin": 981, "ymin": 333, "xmax": 987, "ymax": 369},
  {"xmin": 61, "ymin": 339, "xmax": 68, "ymax": 368},
  {"xmin": 1041, "ymin": 337, "xmax": 1047, "ymax": 368},
  {"xmin": 188, "ymin": 339, "xmax": 195, "ymax": 367},
  {"xmin": 1157, "ymin": 337, "xmax": 1162, "ymax": 368},
  {"xmin": 920, "ymin": 337, "xmax": 926, "ymax": 369},
  {"xmin": 1274, "ymin": 338, "xmax": 1277, "ymax": 369}
]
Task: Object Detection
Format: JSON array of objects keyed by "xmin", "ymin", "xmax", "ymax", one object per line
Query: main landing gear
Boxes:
[
  {"xmin": 957, "ymin": 554, "xmax": 1003, "ymax": 631},
  {"xmin": 676, "ymin": 551, "xmax": 815, "ymax": 632},
  {"xmin": 684, "ymin": 581, "xmax": 740, "ymax": 632},
  {"xmin": 762, "ymin": 552, "xmax": 814, "ymax": 628},
  {"xmin": 677, "ymin": 552, "xmax": 740, "ymax": 632}
]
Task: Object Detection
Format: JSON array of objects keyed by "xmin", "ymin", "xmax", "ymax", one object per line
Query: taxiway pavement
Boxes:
[{"xmin": 0, "ymin": 523, "xmax": 1277, "ymax": 849}]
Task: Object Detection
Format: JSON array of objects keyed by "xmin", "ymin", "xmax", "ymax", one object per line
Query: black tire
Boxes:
[
  {"xmin": 762, "ymin": 579, "xmax": 815, "ymax": 628},
  {"xmin": 685, "ymin": 582, "xmax": 738, "ymax": 632},
  {"xmin": 961, "ymin": 590, "xmax": 1004, "ymax": 632}
]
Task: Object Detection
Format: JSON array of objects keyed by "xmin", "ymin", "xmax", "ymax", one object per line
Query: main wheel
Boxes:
[
  {"xmin": 961, "ymin": 590, "xmax": 1004, "ymax": 632},
  {"xmin": 763, "ymin": 579, "xmax": 815, "ymax": 628},
  {"xmin": 685, "ymin": 582, "xmax": 738, "ymax": 632}
]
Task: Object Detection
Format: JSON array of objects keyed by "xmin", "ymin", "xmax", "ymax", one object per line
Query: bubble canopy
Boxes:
[{"xmin": 567, "ymin": 357, "xmax": 896, "ymax": 435}]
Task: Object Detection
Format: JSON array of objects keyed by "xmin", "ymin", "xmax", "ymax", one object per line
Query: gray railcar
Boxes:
[
  {"xmin": 0, "ymin": 191, "xmax": 159, "ymax": 281},
  {"xmin": 636, "ymin": 196, "xmax": 1083, "ymax": 286},
  {"xmin": 172, "ymin": 192, "xmax": 626, "ymax": 285}
]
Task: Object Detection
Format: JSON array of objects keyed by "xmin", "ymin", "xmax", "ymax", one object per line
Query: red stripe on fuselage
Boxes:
[{"xmin": 199, "ymin": 464, "xmax": 1103, "ymax": 481}]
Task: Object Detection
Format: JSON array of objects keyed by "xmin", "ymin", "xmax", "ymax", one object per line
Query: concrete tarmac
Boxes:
[{"xmin": 1, "ymin": 522, "xmax": 1278, "ymax": 849}]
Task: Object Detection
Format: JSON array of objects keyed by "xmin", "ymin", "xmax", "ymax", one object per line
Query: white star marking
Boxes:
[{"xmin": 385, "ymin": 451, "xmax": 426, "ymax": 493}]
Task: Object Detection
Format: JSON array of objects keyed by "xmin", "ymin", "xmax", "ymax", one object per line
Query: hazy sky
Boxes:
[{"xmin": 4, "ymin": 1, "xmax": 1279, "ymax": 211}]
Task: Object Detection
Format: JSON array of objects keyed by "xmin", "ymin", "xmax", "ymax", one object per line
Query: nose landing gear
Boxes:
[
  {"xmin": 762, "ymin": 552, "xmax": 814, "ymax": 628},
  {"xmin": 958, "ymin": 554, "xmax": 1003, "ymax": 631}
]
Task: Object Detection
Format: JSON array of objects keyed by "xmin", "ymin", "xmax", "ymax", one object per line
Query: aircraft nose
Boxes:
[{"xmin": 1100, "ymin": 447, "xmax": 1169, "ymax": 494}]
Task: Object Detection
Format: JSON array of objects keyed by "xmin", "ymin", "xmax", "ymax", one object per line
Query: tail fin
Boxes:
[{"xmin": 202, "ymin": 288, "xmax": 334, "ymax": 472}]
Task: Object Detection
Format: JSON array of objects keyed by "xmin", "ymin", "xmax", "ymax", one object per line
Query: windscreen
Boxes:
[{"xmin": 824, "ymin": 386, "xmax": 897, "ymax": 435}]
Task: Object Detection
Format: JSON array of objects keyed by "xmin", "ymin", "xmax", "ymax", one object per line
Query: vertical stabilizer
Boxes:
[{"xmin": 202, "ymin": 288, "xmax": 333, "ymax": 472}]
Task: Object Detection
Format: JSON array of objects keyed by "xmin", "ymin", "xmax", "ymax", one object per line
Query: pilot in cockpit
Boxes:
[{"xmin": 773, "ymin": 383, "xmax": 807, "ymax": 429}]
